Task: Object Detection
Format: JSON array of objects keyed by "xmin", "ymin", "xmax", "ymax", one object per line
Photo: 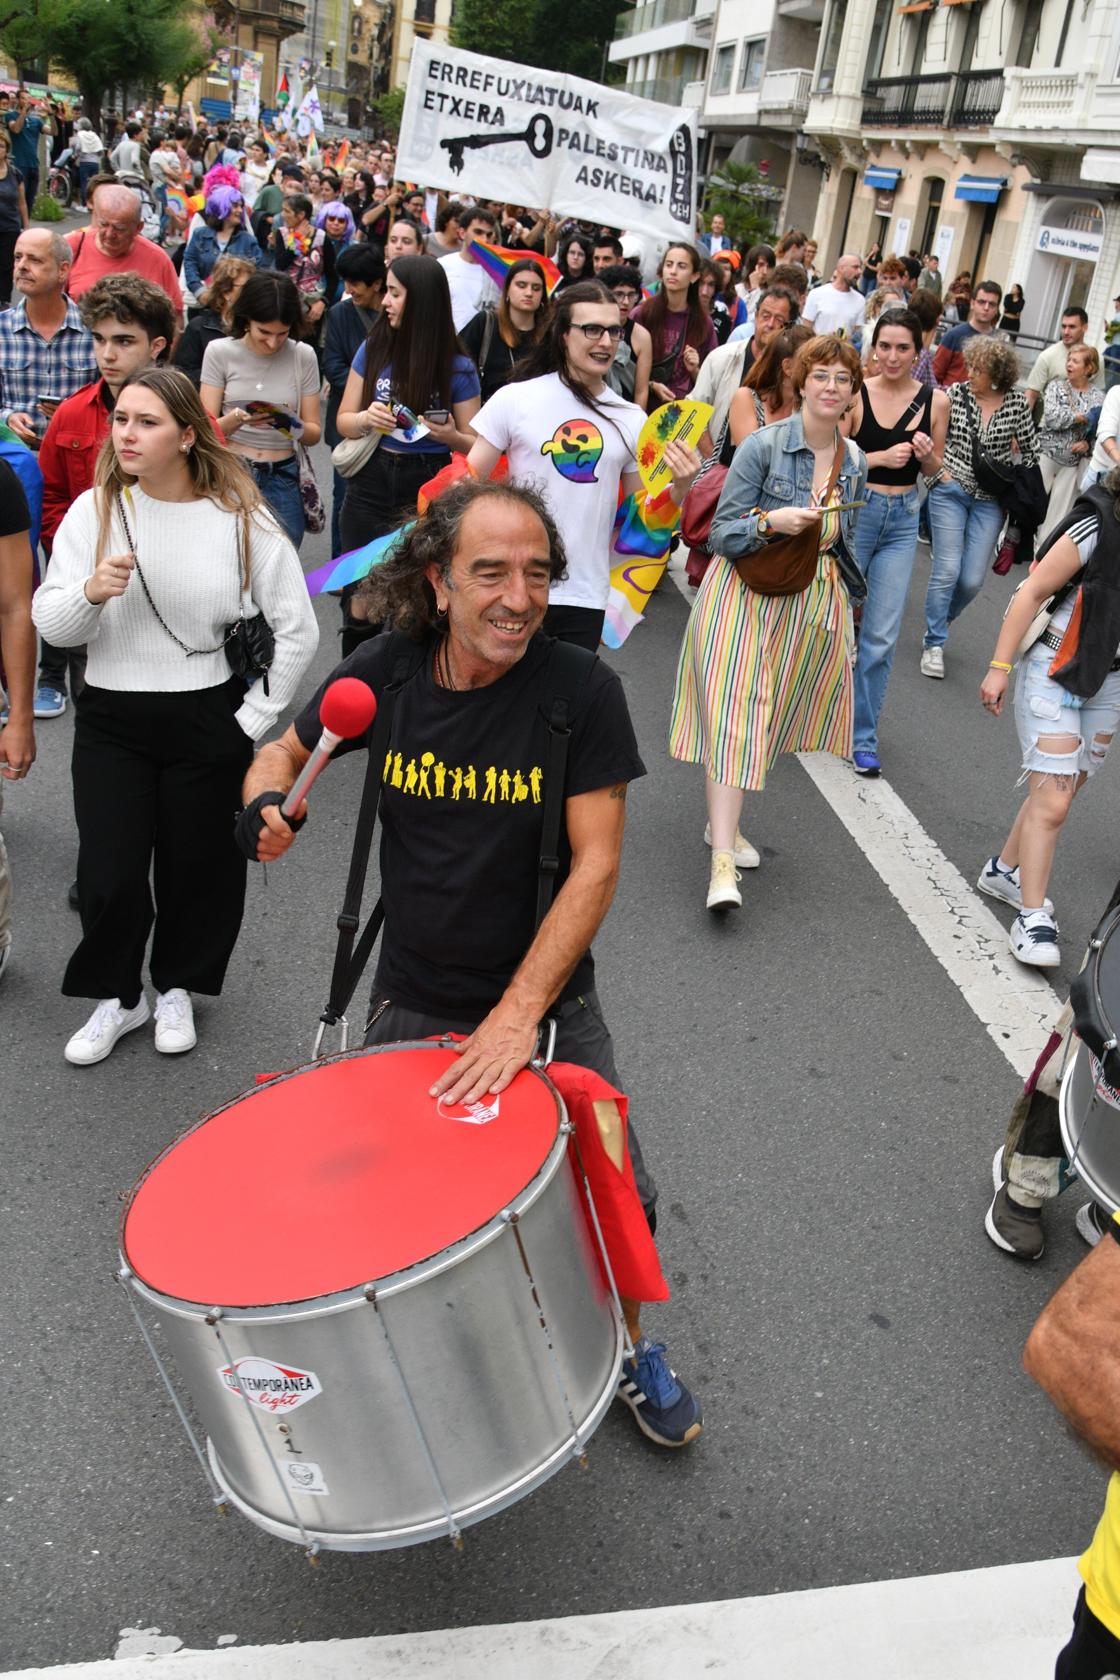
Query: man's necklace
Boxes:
[{"xmin": 434, "ymin": 637, "xmax": 456, "ymax": 691}]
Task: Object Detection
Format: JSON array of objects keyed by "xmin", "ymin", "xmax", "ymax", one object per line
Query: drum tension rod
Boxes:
[
  {"xmin": 115, "ymin": 1268, "xmax": 229, "ymax": 1516},
  {"xmin": 206, "ymin": 1309, "xmax": 321, "ymax": 1562},
  {"xmin": 364, "ymin": 1286, "xmax": 464, "ymax": 1551},
  {"xmin": 502, "ymin": 1210, "xmax": 589, "ymax": 1469},
  {"xmin": 564, "ymin": 1125, "xmax": 635, "ymax": 1361}
]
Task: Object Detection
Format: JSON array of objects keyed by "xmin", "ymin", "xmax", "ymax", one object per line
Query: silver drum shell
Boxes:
[
  {"xmin": 1060, "ymin": 1038, "xmax": 1120, "ymax": 1215},
  {"xmin": 122, "ymin": 1051, "xmax": 624, "ymax": 1551}
]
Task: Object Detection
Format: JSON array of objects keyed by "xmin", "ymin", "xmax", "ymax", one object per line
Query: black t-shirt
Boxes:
[
  {"xmin": 0, "ymin": 458, "xmax": 30, "ymax": 535},
  {"xmin": 459, "ymin": 309, "xmax": 537, "ymax": 404},
  {"xmin": 294, "ymin": 632, "xmax": 646, "ymax": 1018}
]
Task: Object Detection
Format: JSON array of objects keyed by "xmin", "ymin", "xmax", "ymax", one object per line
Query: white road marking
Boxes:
[
  {"xmin": 6, "ymin": 1557, "xmax": 1083, "ymax": 1678},
  {"xmin": 665, "ymin": 553, "xmax": 1059, "ymax": 1078}
]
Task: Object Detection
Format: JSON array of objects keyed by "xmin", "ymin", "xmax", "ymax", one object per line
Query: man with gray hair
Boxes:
[
  {"xmin": 64, "ymin": 179, "xmax": 182, "ymax": 316},
  {"xmin": 0, "ymin": 228, "xmax": 97, "ymax": 448}
]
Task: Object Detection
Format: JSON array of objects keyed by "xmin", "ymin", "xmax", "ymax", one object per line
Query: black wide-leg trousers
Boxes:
[{"xmin": 65, "ymin": 681, "xmax": 254, "ymax": 1003}]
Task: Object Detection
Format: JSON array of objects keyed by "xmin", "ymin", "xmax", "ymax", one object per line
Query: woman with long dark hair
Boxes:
[
  {"xmin": 459, "ymin": 256, "xmax": 551, "ymax": 402},
  {"xmin": 556, "ymin": 231, "xmax": 594, "ymax": 291},
  {"xmin": 334, "ymin": 254, "xmax": 481, "ymax": 653},
  {"xmin": 31, "ymin": 368, "xmax": 316, "ymax": 1064},
  {"xmin": 633, "ymin": 242, "xmax": 716, "ymax": 408},
  {"xmin": 199, "ymin": 271, "xmax": 322, "ymax": 549},
  {"xmin": 467, "ymin": 279, "xmax": 699, "ymax": 649}
]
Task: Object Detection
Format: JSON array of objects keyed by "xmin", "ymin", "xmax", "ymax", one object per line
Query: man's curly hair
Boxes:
[{"xmin": 359, "ymin": 478, "xmax": 569, "ymax": 638}]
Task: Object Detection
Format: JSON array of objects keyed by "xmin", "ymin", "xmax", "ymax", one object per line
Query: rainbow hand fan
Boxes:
[{"xmin": 602, "ymin": 487, "xmax": 678, "ymax": 650}]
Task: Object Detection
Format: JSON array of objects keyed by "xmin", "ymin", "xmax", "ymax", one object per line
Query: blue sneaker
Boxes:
[
  {"xmin": 616, "ymin": 1336, "xmax": 702, "ymax": 1448},
  {"xmin": 853, "ymin": 750, "xmax": 881, "ymax": 777},
  {"xmin": 33, "ymin": 684, "xmax": 67, "ymax": 719}
]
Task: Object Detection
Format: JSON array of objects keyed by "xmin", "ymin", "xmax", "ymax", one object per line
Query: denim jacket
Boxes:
[
  {"xmin": 710, "ymin": 413, "xmax": 869, "ymax": 598},
  {"xmin": 182, "ymin": 226, "xmax": 263, "ymax": 297}
]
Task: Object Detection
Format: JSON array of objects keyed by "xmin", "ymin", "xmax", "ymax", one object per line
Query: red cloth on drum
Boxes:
[{"xmin": 546, "ymin": 1061, "xmax": 670, "ymax": 1305}]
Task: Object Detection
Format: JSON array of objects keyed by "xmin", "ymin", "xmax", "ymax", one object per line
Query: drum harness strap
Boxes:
[{"xmin": 315, "ymin": 635, "xmax": 596, "ymax": 1054}]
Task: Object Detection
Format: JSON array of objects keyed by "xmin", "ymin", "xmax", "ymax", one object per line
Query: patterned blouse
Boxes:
[
  {"xmin": 1038, "ymin": 378, "xmax": 1103, "ymax": 469},
  {"xmin": 942, "ymin": 384, "xmax": 1038, "ymax": 501}
]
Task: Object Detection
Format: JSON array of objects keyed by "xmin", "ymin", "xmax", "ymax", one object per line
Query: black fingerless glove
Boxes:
[{"xmin": 235, "ymin": 791, "xmax": 306, "ymax": 862}]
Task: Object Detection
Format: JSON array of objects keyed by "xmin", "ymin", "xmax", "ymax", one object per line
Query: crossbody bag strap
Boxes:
[
  {"xmin": 534, "ymin": 641, "xmax": 597, "ymax": 933},
  {"xmin": 317, "ymin": 634, "xmax": 426, "ymax": 1042},
  {"xmin": 115, "ymin": 488, "xmax": 228, "ymax": 657}
]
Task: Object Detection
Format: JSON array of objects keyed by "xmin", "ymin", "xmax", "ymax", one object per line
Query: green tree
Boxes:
[
  {"xmin": 162, "ymin": 10, "xmax": 230, "ymax": 118},
  {"xmin": 373, "ymin": 86, "xmax": 405, "ymax": 140},
  {"xmin": 703, "ymin": 162, "xmax": 778, "ymax": 250},
  {"xmin": 450, "ymin": 0, "xmax": 537, "ymax": 62},
  {"xmin": 527, "ymin": 0, "xmax": 630, "ymax": 83}
]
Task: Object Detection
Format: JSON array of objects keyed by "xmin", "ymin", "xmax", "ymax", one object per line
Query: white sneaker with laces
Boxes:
[
  {"xmin": 920, "ymin": 646, "xmax": 945, "ymax": 679},
  {"xmin": 65, "ymin": 996, "xmax": 150, "ymax": 1066},
  {"xmin": 976, "ymin": 857, "xmax": 1053, "ymax": 915},
  {"xmin": 703, "ymin": 822, "xmax": 760, "ymax": 869},
  {"xmin": 706, "ymin": 849, "xmax": 742, "ymax": 911},
  {"xmin": 154, "ymin": 988, "xmax": 197, "ymax": 1054},
  {"xmin": 1009, "ymin": 911, "xmax": 1061, "ymax": 969}
]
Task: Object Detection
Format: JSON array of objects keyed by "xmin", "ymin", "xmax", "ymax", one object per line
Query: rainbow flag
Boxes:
[
  {"xmin": 602, "ymin": 487, "xmax": 678, "ymax": 650},
  {"xmin": 469, "ymin": 240, "xmax": 562, "ymax": 297},
  {"xmin": 306, "ymin": 127, "xmax": 320, "ymax": 164},
  {"xmin": 164, "ymin": 183, "xmax": 191, "ymax": 222},
  {"xmin": 331, "ymin": 138, "xmax": 350, "ymax": 172},
  {"xmin": 304, "ymin": 526, "xmax": 413, "ymax": 596}
]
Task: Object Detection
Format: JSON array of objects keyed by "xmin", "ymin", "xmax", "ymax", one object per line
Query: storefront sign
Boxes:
[
  {"xmin": 875, "ymin": 190, "xmax": 895, "ymax": 214},
  {"xmin": 1037, "ymin": 224, "xmax": 1103, "ymax": 262}
]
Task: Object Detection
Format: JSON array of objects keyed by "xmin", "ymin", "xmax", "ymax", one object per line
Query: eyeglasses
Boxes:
[
  {"xmin": 572, "ymin": 323, "xmax": 623, "ymax": 342},
  {"xmin": 807, "ymin": 370, "xmax": 854, "ymax": 389}
]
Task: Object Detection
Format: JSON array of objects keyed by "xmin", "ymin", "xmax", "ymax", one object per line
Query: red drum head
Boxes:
[{"xmin": 123, "ymin": 1045, "xmax": 561, "ymax": 1307}]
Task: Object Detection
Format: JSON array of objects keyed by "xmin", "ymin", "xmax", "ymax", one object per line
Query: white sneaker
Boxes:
[
  {"xmin": 976, "ymin": 857, "xmax": 1053, "ymax": 915},
  {"xmin": 704, "ymin": 822, "xmax": 760, "ymax": 869},
  {"xmin": 154, "ymin": 988, "xmax": 197, "ymax": 1054},
  {"xmin": 920, "ymin": 646, "xmax": 945, "ymax": 678},
  {"xmin": 706, "ymin": 849, "xmax": 742, "ymax": 911},
  {"xmin": 1009, "ymin": 911, "xmax": 1061, "ymax": 969},
  {"xmin": 65, "ymin": 996, "xmax": 150, "ymax": 1066}
]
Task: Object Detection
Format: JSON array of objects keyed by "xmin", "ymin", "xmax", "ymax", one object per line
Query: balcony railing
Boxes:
[
  {"xmin": 861, "ymin": 74, "xmax": 953, "ymax": 125},
  {"xmin": 758, "ymin": 66, "xmax": 814, "ymax": 118},
  {"xmin": 950, "ymin": 68, "xmax": 1005, "ymax": 125},
  {"xmin": 625, "ymin": 74, "xmax": 689, "ymax": 103},
  {"xmin": 995, "ymin": 66, "xmax": 1098, "ymax": 130},
  {"xmin": 219, "ymin": 0, "xmax": 305, "ymax": 24},
  {"xmin": 614, "ymin": 0, "xmax": 697, "ymax": 38}
]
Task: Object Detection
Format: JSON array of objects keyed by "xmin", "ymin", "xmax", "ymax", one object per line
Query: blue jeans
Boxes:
[
  {"xmin": 851, "ymin": 487, "xmax": 920, "ymax": 754},
  {"xmin": 923, "ymin": 477, "xmax": 1004, "ymax": 650},
  {"xmin": 78, "ymin": 158, "xmax": 99, "ymax": 206},
  {"xmin": 247, "ymin": 455, "xmax": 304, "ymax": 550}
]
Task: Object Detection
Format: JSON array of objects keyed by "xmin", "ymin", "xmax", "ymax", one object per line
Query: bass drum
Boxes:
[{"xmin": 120, "ymin": 1041, "xmax": 624, "ymax": 1551}]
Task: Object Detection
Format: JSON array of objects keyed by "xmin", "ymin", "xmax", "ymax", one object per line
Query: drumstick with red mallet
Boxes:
[{"xmin": 281, "ymin": 677, "xmax": 378, "ymax": 819}]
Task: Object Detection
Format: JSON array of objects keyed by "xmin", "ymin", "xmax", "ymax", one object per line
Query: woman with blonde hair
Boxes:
[
  {"xmin": 32, "ymin": 367, "xmax": 318, "ymax": 1067},
  {"xmin": 670, "ymin": 336, "xmax": 868, "ymax": 912},
  {"xmin": 171, "ymin": 253, "xmax": 255, "ymax": 386},
  {"xmin": 921, "ymin": 333, "xmax": 1037, "ymax": 676},
  {"xmin": 1037, "ymin": 343, "xmax": 1103, "ymax": 535}
]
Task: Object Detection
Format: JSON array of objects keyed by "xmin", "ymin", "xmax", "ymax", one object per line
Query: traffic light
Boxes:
[{"xmin": 325, "ymin": 46, "xmax": 334, "ymax": 69}]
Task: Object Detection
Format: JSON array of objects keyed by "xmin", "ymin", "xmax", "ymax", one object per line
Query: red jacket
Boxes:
[
  {"xmin": 39, "ymin": 381, "xmax": 225, "ymax": 548},
  {"xmin": 39, "ymin": 379, "xmax": 109, "ymax": 548}
]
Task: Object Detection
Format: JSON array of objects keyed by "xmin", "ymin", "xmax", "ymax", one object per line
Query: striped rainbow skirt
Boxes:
[{"xmin": 669, "ymin": 549, "xmax": 854, "ymax": 791}]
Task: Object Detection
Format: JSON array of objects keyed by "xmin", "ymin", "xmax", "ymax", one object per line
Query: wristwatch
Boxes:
[{"xmin": 757, "ymin": 511, "xmax": 771, "ymax": 537}]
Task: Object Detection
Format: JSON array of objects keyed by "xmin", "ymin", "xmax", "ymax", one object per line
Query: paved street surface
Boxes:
[{"xmin": 3, "ymin": 483, "xmax": 1117, "ymax": 1673}]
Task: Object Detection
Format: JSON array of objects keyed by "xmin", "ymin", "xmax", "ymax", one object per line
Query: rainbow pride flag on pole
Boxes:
[
  {"xmin": 469, "ymin": 240, "xmax": 562, "ymax": 297},
  {"xmin": 303, "ymin": 526, "xmax": 413, "ymax": 596}
]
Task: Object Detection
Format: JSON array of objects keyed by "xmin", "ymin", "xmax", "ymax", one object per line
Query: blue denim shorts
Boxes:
[{"xmin": 1013, "ymin": 647, "xmax": 1120, "ymax": 780}]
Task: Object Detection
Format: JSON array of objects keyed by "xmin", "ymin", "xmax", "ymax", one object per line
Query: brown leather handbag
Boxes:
[{"xmin": 734, "ymin": 439, "xmax": 847, "ymax": 598}]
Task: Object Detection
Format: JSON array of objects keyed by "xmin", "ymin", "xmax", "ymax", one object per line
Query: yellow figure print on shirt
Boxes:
[{"xmin": 384, "ymin": 750, "xmax": 543, "ymax": 803}]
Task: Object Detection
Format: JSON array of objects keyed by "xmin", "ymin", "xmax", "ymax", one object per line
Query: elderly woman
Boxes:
[
  {"xmin": 921, "ymin": 333, "xmax": 1038, "ymax": 677},
  {"xmin": 670, "ymin": 335, "xmax": 869, "ymax": 912},
  {"xmin": 73, "ymin": 117, "xmax": 104, "ymax": 207},
  {"xmin": 1037, "ymin": 344, "xmax": 1103, "ymax": 537},
  {"xmin": 182, "ymin": 186, "xmax": 262, "ymax": 304},
  {"xmin": 315, "ymin": 199, "xmax": 355, "ymax": 304}
]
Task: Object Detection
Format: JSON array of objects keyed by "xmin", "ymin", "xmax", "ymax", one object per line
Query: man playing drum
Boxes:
[{"xmin": 239, "ymin": 478, "xmax": 701, "ymax": 1450}]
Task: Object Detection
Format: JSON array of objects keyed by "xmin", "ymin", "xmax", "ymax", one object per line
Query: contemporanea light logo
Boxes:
[{"xmin": 217, "ymin": 1357, "xmax": 323, "ymax": 1412}]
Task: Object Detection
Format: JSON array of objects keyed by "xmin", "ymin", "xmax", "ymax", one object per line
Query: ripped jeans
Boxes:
[{"xmin": 1013, "ymin": 649, "xmax": 1120, "ymax": 782}]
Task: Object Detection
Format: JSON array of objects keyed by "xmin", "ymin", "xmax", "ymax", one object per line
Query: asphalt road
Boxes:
[{"xmin": 3, "ymin": 487, "xmax": 1117, "ymax": 1667}]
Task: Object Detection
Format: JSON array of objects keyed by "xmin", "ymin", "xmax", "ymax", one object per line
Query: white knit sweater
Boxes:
[{"xmin": 33, "ymin": 488, "xmax": 319, "ymax": 739}]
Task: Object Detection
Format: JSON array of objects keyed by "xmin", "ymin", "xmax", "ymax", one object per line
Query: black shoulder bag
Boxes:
[
  {"xmin": 315, "ymin": 637, "xmax": 596, "ymax": 1052},
  {"xmin": 115, "ymin": 490, "xmax": 276, "ymax": 693}
]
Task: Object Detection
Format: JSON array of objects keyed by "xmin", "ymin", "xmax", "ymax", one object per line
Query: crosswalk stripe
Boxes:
[{"xmin": 4, "ymin": 1557, "xmax": 1083, "ymax": 1677}]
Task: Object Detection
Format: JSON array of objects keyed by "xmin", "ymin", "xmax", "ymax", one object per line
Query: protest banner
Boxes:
[{"xmin": 396, "ymin": 41, "xmax": 697, "ymax": 249}]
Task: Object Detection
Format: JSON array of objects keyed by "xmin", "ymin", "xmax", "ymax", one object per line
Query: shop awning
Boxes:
[
  {"xmin": 955, "ymin": 174, "xmax": 1007, "ymax": 203},
  {"xmin": 864, "ymin": 166, "xmax": 902, "ymax": 190},
  {"xmin": 897, "ymin": 3, "xmax": 932, "ymax": 12}
]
